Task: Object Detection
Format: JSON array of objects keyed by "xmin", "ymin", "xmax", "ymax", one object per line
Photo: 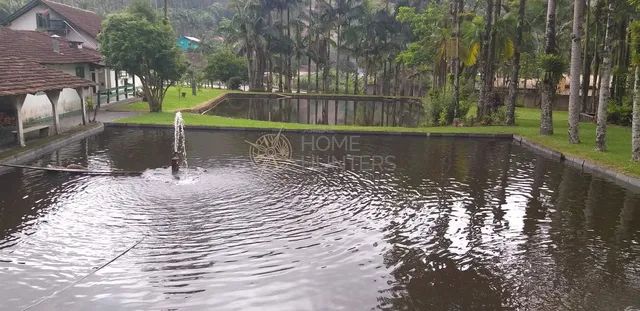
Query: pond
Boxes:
[
  {"xmin": 0, "ymin": 128, "xmax": 639, "ymax": 310},
  {"xmin": 206, "ymin": 95, "xmax": 423, "ymax": 127}
]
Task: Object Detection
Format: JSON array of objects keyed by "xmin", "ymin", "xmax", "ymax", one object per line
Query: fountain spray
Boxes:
[{"xmin": 173, "ymin": 112, "xmax": 188, "ymax": 173}]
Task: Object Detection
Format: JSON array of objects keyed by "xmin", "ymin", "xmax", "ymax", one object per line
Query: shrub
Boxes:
[
  {"xmin": 487, "ymin": 106, "xmax": 508, "ymax": 125},
  {"xmin": 422, "ymin": 90, "xmax": 471, "ymax": 126},
  {"xmin": 227, "ymin": 76, "xmax": 243, "ymax": 90},
  {"xmin": 607, "ymin": 97, "xmax": 633, "ymax": 126}
]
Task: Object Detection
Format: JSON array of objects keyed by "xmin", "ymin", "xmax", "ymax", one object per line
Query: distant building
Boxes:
[
  {"xmin": 2, "ymin": 0, "xmax": 138, "ymax": 115},
  {"xmin": 178, "ymin": 36, "xmax": 201, "ymax": 51}
]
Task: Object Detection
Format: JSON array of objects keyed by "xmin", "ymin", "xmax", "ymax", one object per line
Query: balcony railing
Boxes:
[{"xmin": 47, "ymin": 20, "xmax": 67, "ymax": 34}]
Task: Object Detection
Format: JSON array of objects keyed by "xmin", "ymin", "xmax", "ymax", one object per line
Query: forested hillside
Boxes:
[{"xmin": 0, "ymin": 0, "xmax": 231, "ymax": 40}]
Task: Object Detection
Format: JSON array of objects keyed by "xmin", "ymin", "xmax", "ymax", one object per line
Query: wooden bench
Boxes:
[{"xmin": 12, "ymin": 125, "xmax": 50, "ymax": 141}]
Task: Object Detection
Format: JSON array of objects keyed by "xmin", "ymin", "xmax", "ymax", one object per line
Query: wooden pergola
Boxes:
[{"xmin": 0, "ymin": 56, "xmax": 94, "ymax": 147}]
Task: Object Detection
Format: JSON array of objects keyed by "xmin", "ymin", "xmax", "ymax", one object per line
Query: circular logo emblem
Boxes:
[{"xmin": 247, "ymin": 132, "xmax": 292, "ymax": 167}]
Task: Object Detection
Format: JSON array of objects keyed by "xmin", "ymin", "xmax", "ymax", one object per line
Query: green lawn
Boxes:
[
  {"xmin": 108, "ymin": 87, "xmax": 230, "ymax": 112},
  {"xmin": 116, "ymin": 107, "xmax": 639, "ymax": 178}
]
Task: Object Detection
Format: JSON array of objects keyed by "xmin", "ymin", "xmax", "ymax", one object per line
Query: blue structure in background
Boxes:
[{"xmin": 178, "ymin": 36, "xmax": 201, "ymax": 51}]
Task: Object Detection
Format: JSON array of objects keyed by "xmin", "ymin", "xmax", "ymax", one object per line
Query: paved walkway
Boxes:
[{"xmin": 58, "ymin": 109, "xmax": 140, "ymax": 131}]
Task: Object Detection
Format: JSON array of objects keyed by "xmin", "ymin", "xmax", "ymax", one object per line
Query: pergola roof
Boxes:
[
  {"xmin": 0, "ymin": 56, "xmax": 94, "ymax": 96},
  {"xmin": 0, "ymin": 28, "xmax": 102, "ymax": 65}
]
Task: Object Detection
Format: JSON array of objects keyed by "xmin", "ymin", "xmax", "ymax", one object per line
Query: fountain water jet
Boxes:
[{"xmin": 173, "ymin": 112, "xmax": 188, "ymax": 173}]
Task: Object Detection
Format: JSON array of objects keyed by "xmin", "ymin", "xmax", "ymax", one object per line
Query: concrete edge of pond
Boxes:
[
  {"xmin": 514, "ymin": 135, "xmax": 640, "ymax": 190},
  {"xmin": 104, "ymin": 122, "xmax": 514, "ymax": 139},
  {"xmin": 0, "ymin": 123, "xmax": 104, "ymax": 174}
]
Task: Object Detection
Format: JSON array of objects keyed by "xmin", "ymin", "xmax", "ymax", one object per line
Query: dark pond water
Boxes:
[
  {"xmin": 208, "ymin": 97, "xmax": 422, "ymax": 127},
  {"xmin": 1, "ymin": 128, "xmax": 639, "ymax": 310}
]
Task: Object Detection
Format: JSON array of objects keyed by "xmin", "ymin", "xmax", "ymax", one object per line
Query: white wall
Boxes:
[
  {"xmin": 21, "ymin": 88, "xmax": 82, "ymax": 122},
  {"xmin": 20, "ymin": 63, "xmax": 90, "ymax": 123}
]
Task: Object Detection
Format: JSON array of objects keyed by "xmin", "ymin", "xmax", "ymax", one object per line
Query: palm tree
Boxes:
[
  {"xmin": 225, "ymin": 0, "xmax": 269, "ymax": 91},
  {"xmin": 540, "ymin": 0, "xmax": 558, "ymax": 135},
  {"xmin": 505, "ymin": 0, "xmax": 526, "ymax": 125},
  {"xmin": 293, "ymin": 15, "xmax": 307, "ymax": 93},
  {"xmin": 631, "ymin": 20, "xmax": 640, "ymax": 161},
  {"xmin": 343, "ymin": 17, "xmax": 366, "ymax": 93},
  {"xmin": 595, "ymin": 1, "xmax": 613, "ymax": 151},
  {"xmin": 580, "ymin": 0, "xmax": 592, "ymax": 112},
  {"xmin": 452, "ymin": 0, "xmax": 463, "ymax": 116},
  {"xmin": 477, "ymin": 0, "xmax": 495, "ymax": 119},
  {"xmin": 568, "ymin": 0, "xmax": 585, "ymax": 144}
]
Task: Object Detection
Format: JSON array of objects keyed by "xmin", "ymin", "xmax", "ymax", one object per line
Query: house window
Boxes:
[
  {"xmin": 75, "ymin": 66, "xmax": 85, "ymax": 78},
  {"xmin": 36, "ymin": 13, "xmax": 49, "ymax": 29}
]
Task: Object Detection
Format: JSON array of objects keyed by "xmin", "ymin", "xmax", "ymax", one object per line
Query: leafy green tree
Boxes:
[
  {"xmin": 205, "ymin": 48, "xmax": 248, "ymax": 87},
  {"xmin": 100, "ymin": 1, "xmax": 186, "ymax": 112}
]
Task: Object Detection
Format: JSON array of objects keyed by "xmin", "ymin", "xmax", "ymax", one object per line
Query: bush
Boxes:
[
  {"xmin": 608, "ymin": 97, "xmax": 633, "ymax": 126},
  {"xmin": 487, "ymin": 106, "xmax": 508, "ymax": 125},
  {"xmin": 227, "ymin": 76, "xmax": 243, "ymax": 90},
  {"xmin": 422, "ymin": 90, "xmax": 471, "ymax": 126}
]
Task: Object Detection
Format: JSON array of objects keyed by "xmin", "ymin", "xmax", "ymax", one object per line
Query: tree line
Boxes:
[{"xmin": 215, "ymin": 0, "xmax": 640, "ymax": 161}]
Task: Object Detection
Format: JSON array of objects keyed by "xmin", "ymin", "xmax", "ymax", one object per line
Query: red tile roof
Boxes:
[
  {"xmin": 0, "ymin": 28, "xmax": 102, "ymax": 64},
  {"xmin": 41, "ymin": 0, "xmax": 102, "ymax": 38},
  {"xmin": 0, "ymin": 56, "xmax": 94, "ymax": 96}
]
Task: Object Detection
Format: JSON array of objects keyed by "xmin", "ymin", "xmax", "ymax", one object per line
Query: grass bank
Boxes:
[
  {"xmin": 116, "ymin": 107, "xmax": 639, "ymax": 178},
  {"xmin": 107, "ymin": 87, "xmax": 230, "ymax": 112}
]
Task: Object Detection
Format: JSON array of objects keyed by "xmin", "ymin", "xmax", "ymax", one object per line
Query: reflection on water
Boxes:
[
  {"xmin": 0, "ymin": 128, "xmax": 639, "ymax": 310},
  {"xmin": 208, "ymin": 96, "xmax": 423, "ymax": 127}
]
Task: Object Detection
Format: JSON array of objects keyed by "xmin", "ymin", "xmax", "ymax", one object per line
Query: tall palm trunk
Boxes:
[
  {"xmin": 596, "ymin": 2, "xmax": 613, "ymax": 151},
  {"xmin": 452, "ymin": 0, "xmax": 462, "ymax": 119},
  {"xmin": 382, "ymin": 60, "xmax": 387, "ymax": 95},
  {"xmin": 308, "ymin": 0, "xmax": 313, "ymax": 93},
  {"xmin": 278, "ymin": 8, "xmax": 284, "ymax": 93},
  {"xmin": 335, "ymin": 22, "xmax": 341, "ymax": 93},
  {"xmin": 568, "ymin": 0, "xmax": 585, "ymax": 143},
  {"xmin": 315, "ymin": 33, "xmax": 320, "ymax": 92},
  {"xmin": 308, "ymin": 56, "xmax": 312, "ymax": 92},
  {"xmin": 540, "ymin": 0, "xmax": 558, "ymax": 135},
  {"xmin": 506, "ymin": 0, "xmax": 526, "ymax": 125},
  {"xmin": 581, "ymin": 0, "xmax": 591, "ymax": 112},
  {"xmin": 477, "ymin": 0, "xmax": 494, "ymax": 119},
  {"xmin": 297, "ymin": 52, "xmax": 302, "ymax": 93},
  {"xmin": 631, "ymin": 21, "xmax": 640, "ymax": 161},
  {"xmin": 354, "ymin": 56, "xmax": 359, "ymax": 94},
  {"xmin": 590, "ymin": 2, "xmax": 603, "ymax": 113},
  {"xmin": 632, "ymin": 66, "xmax": 640, "ymax": 161},
  {"xmin": 286, "ymin": 6, "xmax": 292, "ymax": 92}
]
